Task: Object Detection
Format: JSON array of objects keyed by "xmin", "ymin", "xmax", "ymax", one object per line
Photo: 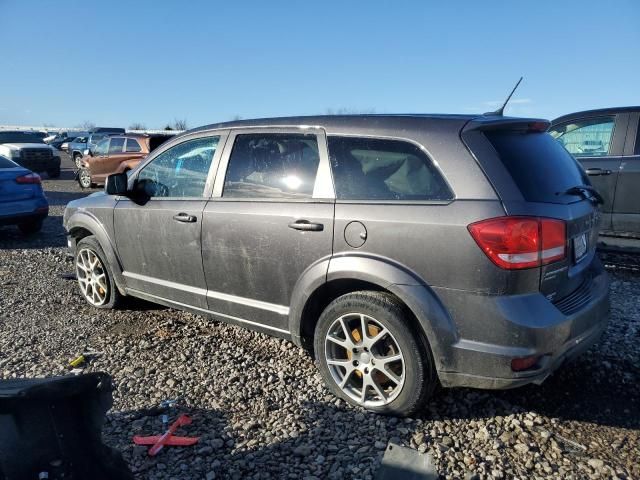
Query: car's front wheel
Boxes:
[
  {"xmin": 73, "ymin": 154, "xmax": 83, "ymax": 170},
  {"xmin": 314, "ymin": 291, "xmax": 436, "ymax": 416},
  {"xmin": 75, "ymin": 236, "xmax": 121, "ymax": 309},
  {"xmin": 78, "ymin": 168, "xmax": 93, "ymax": 189}
]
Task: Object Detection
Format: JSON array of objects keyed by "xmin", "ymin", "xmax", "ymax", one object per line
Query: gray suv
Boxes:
[{"xmin": 63, "ymin": 115, "xmax": 610, "ymax": 415}]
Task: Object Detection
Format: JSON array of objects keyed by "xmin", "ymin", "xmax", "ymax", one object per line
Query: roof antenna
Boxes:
[{"xmin": 484, "ymin": 76, "xmax": 523, "ymax": 116}]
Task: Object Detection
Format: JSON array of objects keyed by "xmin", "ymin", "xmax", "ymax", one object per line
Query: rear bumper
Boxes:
[{"xmin": 434, "ymin": 260, "xmax": 610, "ymax": 389}]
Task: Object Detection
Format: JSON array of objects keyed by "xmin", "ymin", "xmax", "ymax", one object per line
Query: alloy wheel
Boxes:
[
  {"xmin": 79, "ymin": 169, "xmax": 91, "ymax": 188},
  {"xmin": 76, "ymin": 248, "xmax": 108, "ymax": 306},
  {"xmin": 324, "ymin": 313, "xmax": 405, "ymax": 407}
]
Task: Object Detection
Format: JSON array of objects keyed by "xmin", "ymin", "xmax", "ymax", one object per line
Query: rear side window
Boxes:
[
  {"xmin": 223, "ymin": 133, "xmax": 320, "ymax": 199},
  {"xmin": 485, "ymin": 131, "xmax": 589, "ymax": 204},
  {"xmin": 549, "ymin": 116, "xmax": 615, "ymax": 157},
  {"xmin": 328, "ymin": 136, "xmax": 453, "ymax": 201},
  {"xmin": 126, "ymin": 138, "xmax": 142, "ymax": 152},
  {"xmin": 108, "ymin": 138, "xmax": 125, "ymax": 154},
  {"xmin": 0, "ymin": 156, "xmax": 16, "ymax": 168}
]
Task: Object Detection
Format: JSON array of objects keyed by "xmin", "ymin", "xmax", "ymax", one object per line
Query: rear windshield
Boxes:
[
  {"xmin": 0, "ymin": 132, "xmax": 45, "ymax": 144},
  {"xmin": 0, "ymin": 155, "xmax": 17, "ymax": 168},
  {"xmin": 485, "ymin": 131, "xmax": 589, "ymax": 204}
]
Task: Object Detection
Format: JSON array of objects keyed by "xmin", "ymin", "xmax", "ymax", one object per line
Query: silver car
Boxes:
[{"xmin": 64, "ymin": 114, "xmax": 610, "ymax": 415}]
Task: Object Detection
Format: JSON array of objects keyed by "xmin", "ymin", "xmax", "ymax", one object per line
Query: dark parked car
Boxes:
[
  {"xmin": 64, "ymin": 114, "xmax": 610, "ymax": 415},
  {"xmin": 0, "ymin": 155, "xmax": 49, "ymax": 234},
  {"xmin": 550, "ymin": 106, "xmax": 640, "ymax": 249}
]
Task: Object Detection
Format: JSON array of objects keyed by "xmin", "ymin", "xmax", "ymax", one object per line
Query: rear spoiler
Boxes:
[{"xmin": 462, "ymin": 115, "xmax": 550, "ymax": 133}]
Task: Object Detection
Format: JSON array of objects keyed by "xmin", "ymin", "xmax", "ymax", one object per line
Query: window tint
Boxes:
[
  {"xmin": 91, "ymin": 134, "xmax": 106, "ymax": 144},
  {"xmin": 223, "ymin": 133, "xmax": 320, "ymax": 199},
  {"xmin": 328, "ymin": 136, "xmax": 452, "ymax": 201},
  {"xmin": 0, "ymin": 132, "xmax": 45, "ymax": 144},
  {"xmin": 137, "ymin": 136, "xmax": 219, "ymax": 198},
  {"xmin": 126, "ymin": 138, "xmax": 142, "ymax": 152},
  {"xmin": 485, "ymin": 131, "xmax": 589, "ymax": 204},
  {"xmin": 108, "ymin": 138, "xmax": 125, "ymax": 154},
  {"xmin": 549, "ymin": 116, "xmax": 615, "ymax": 157}
]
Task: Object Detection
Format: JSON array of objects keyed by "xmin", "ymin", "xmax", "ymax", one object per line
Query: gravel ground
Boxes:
[{"xmin": 0, "ymin": 154, "xmax": 638, "ymax": 479}]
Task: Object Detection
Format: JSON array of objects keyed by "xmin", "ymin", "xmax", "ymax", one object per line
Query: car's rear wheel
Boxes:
[
  {"xmin": 78, "ymin": 168, "xmax": 93, "ymax": 189},
  {"xmin": 18, "ymin": 219, "xmax": 43, "ymax": 235},
  {"xmin": 75, "ymin": 236, "xmax": 121, "ymax": 309},
  {"xmin": 48, "ymin": 167, "xmax": 60, "ymax": 178},
  {"xmin": 314, "ymin": 291, "xmax": 436, "ymax": 416}
]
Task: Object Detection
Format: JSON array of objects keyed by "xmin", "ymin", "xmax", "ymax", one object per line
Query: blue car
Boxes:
[{"xmin": 0, "ymin": 155, "xmax": 49, "ymax": 234}]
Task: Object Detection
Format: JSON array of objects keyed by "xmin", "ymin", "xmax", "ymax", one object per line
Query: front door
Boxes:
[
  {"xmin": 202, "ymin": 128, "xmax": 334, "ymax": 333},
  {"xmin": 114, "ymin": 133, "xmax": 225, "ymax": 309},
  {"xmin": 549, "ymin": 114, "xmax": 626, "ymax": 232}
]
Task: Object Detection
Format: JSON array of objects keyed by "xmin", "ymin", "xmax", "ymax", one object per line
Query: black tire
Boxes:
[
  {"xmin": 18, "ymin": 219, "xmax": 43, "ymax": 235},
  {"xmin": 314, "ymin": 291, "xmax": 436, "ymax": 416},
  {"xmin": 78, "ymin": 167, "xmax": 94, "ymax": 189},
  {"xmin": 75, "ymin": 236, "xmax": 122, "ymax": 309},
  {"xmin": 48, "ymin": 168, "xmax": 61, "ymax": 178}
]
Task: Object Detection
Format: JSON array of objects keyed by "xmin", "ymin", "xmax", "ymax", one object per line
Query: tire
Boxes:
[
  {"xmin": 75, "ymin": 236, "xmax": 121, "ymax": 309},
  {"xmin": 74, "ymin": 154, "xmax": 83, "ymax": 170},
  {"xmin": 18, "ymin": 219, "xmax": 43, "ymax": 235},
  {"xmin": 48, "ymin": 168, "xmax": 61, "ymax": 178},
  {"xmin": 78, "ymin": 167, "xmax": 94, "ymax": 189},
  {"xmin": 314, "ymin": 291, "xmax": 436, "ymax": 416}
]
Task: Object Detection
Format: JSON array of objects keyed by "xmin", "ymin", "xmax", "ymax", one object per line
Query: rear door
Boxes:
[
  {"xmin": 201, "ymin": 128, "xmax": 334, "ymax": 333},
  {"xmin": 479, "ymin": 126, "xmax": 602, "ymax": 302},
  {"xmin": 549, "ymin": 114, "xmax": 627, "ymax": 232},
  {"xmin": 612, "ymin": 111, "xmax": 640, "ymax": 236}
]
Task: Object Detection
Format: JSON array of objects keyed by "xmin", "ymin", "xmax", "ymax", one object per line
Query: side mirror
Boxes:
[{"xmin": 105, "ymin": 173, "xmax": 128, "ymax": 195}]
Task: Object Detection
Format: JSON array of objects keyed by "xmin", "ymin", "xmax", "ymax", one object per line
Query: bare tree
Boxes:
[
  {"xmin": 129, "ymin": 122, "xmax": 147, "ymax": 131},
  {"xmin": 171, "ymin": 118, "xmax": 188, "ymax": 130},
  {"xmin": 78, "ymin": 120, "xmax": 96, "ymax": 130}
]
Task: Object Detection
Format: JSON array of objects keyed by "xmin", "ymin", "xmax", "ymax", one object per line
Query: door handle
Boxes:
[
  {"xmin": 585, "ymin": 168, "xmax": 612, "ymax": 176},
  {"xmin": 288, "ymin": 220, "xmax": 324, "ymax": 232},
  {"xmin": 173, "ymin": 213, "xmax": 197, "ymax": 223}
]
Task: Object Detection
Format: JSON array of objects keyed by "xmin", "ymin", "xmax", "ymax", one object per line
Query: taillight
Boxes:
[
  {"xmin": 468, "ymin": 216, "xmax": 566, "ymax": 270},
  {"xmin": 15, "ymin": 173, "xmax": 41, "ymax": 184}
]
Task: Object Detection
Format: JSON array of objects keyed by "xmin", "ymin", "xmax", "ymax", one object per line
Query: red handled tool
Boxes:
[{"xmin": 133, "ymin": 414, "xmax": 199, "ymax": 456}]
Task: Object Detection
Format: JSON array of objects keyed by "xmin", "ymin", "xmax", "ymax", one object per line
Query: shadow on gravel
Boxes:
[
  {"xmin": 0, "ymin": 215, "xmax": 66, "ymax": 250},
  {"xmin": 414, "ymin": 351, "xmax": 639, "ymax": 431}
]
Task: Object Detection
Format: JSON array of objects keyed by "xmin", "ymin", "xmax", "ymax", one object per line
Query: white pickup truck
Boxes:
[{"xmin": 0, "ymin": 131, "xmax": 61, "ymax": 177}]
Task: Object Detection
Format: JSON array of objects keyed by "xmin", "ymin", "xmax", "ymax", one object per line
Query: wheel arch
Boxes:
[
  {"xmin": 289, "ymin": 254, "xmax": 458, "ymax": 372},
  {"xmin": 67, "ymin": 212, "xmax": 126, "ymax": 294}
]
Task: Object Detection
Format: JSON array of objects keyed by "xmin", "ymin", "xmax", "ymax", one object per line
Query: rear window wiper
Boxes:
[{"xmin": 561, "ymin": 185, "xmax": 604, "ymax": 205}]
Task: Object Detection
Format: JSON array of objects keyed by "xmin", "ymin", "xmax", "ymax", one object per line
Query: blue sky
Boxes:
[{"xmin": 1, "ymin": 0, "xmax": 638, "ymax": 129}]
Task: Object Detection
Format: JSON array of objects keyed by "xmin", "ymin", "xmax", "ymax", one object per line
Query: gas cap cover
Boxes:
[{"xmin": 344, "ymin": 221, "xmax": 367, "ymax": 248}]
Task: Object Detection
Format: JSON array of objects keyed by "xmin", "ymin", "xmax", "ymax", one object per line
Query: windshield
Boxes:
[
  {"xmin": 485, "ymin": 130, "xmax": 590, "ymax": 204},
  {"xmin": 0, "ymin": 132, "xmax": 46, "ymax": 144}
]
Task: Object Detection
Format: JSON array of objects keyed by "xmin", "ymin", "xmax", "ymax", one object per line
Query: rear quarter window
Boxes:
[
  {"xmin": 485, "ymin": 131, "xmax": 589, "ymax": 204},
  {"xmin": 328, "ymin": 136, "xmax": 453, "ymax": 201}
]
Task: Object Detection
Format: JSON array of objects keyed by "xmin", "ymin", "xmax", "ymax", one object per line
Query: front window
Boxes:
[
  {"xmin": 93, "ymin": 139, "xmax": 109, "ymax": 155},
  {"xmin": 222, "ymin": 133, "xmax": 320, "ymax": 199},
  {"xmin": 549, "ymin": 116, "xmax": 615, "ymax": 157},
  {"xmin": 136, "ymin": 136, "xmax": 219, "ymax": 198}
]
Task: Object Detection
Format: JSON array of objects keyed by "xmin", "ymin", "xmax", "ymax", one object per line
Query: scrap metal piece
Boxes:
[{"xmin": 375, "ymin": 442, "xmax": 438, "ymax": 480}]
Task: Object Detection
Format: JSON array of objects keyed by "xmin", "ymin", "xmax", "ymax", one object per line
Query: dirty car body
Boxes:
[{"xmin": 64, "ymin": 114, "xmax": 610, "ymax": 415}]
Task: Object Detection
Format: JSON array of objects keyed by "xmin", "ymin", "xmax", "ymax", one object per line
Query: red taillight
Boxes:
[
  {"xmin": 511, "ymin": 355, "xmax": 542, "ymax": 371},
  {"xmin": 468, "ymin": 216, "xmax": 566, "ymax": 270},
  {"xmin": 15, "ymin": 173, "xmax": 41, "ymax": 184}
]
